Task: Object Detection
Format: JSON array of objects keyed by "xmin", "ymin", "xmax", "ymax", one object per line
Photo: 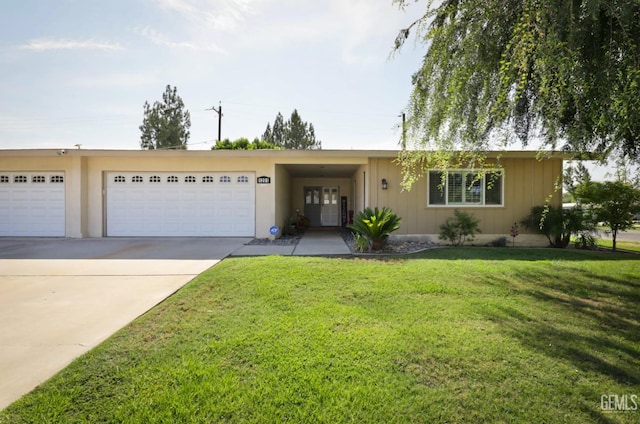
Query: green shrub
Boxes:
[
  {"xmin": 489, "ymin": 236, "xmax": 508, "ymax": 247},
  {"xmin": 297, "ymin": 215, "xmax": 310, "ymax": 229},
  {"xmin": 353, "ymin": 232, "xmax": 371, "ymax": 252},
  {"xmin": 282, "ymin": 216, "xmax": 297, "ymax": 236},
  {"xmin": 573, "ymin": 231, "xmax": 596, "ymax": 250},
  {"xmin": 523, "ymin": 205, "xmax": 593, "ymax": 248},
  {"xmin": 348, "ymin": 207, "xmax": 401, "ymax": 250},
  {"xmin": 439, "ymin": 209, "xmax": 480, "ymax": 246}
]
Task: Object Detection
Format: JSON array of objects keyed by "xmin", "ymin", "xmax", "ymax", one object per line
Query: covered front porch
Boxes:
[{"xmin": 274, "ymin": 160, "xmax": 367, "ymax": 231}]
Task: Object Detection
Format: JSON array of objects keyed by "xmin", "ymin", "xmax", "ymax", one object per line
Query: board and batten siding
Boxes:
[{"xmin": 369, "ymin": 157, "xmax": 563, "ymax": 236}]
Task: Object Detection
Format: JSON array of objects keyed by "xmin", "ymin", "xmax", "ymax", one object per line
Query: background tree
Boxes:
[
  {"xmin": 212, "ymin": 137, "xmax": 278, "ymax": 150},
  {"xmin": 393, "ymin": 0, "xmax": 640, "ymax": 188},
  {"xmin": 262, "ymin": 123, "xmax": 272, "ymax": 146},
  {"xmin": 563, "ymin": 162, "xmax": 592, "ymax": 202},
  {"xmin": 140, "ymin": 85, "xmax": 191, "ymax": 150},
  {"xmin": 262, "ymin": 110, "xmax": 321, "ymax": 149},
  {"xmin": 271, "ymin": 113, "xmax": 286, "ymax": 147},
  {"xmin": 575, "ymin": 181, "xmax": 640, "ymax": 251}
]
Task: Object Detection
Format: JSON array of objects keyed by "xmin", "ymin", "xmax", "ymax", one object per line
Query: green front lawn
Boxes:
[
  {"xmin": 2, "ymin": 248, "xmax": 639, "ymax": 423},
  {"xmin": 595, "ymin": 238, "xmax": 640, "ymax": 253}
]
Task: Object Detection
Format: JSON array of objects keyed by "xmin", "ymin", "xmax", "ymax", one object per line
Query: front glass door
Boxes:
[{"xmin": 321, "ymin": 187, "xmax": 339, "ymax": 226}]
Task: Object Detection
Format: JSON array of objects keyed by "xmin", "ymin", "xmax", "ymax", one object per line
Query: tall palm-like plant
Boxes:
[{"xmin": 348, "ymin": 207, "xmax": 401, "ymax": 250}]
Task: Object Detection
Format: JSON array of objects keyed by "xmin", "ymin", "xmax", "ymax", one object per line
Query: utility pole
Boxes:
[{"xmin": 206, "ymin": 102, "xmax": 223, "ymax": 142}]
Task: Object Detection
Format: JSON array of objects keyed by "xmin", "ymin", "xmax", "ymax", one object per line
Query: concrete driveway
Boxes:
[{"xmin": 0, "ymin": 237, "xmax": 250, "ymax": 410}]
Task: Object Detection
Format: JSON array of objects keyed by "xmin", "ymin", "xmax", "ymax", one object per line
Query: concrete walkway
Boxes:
[
  {"xmin": 231, "ymin": 228, "xmax": 351, "ymax": 256},
  {"xmin": 293, "ymin": 229, "xmax": 351, "ymax": 255}
]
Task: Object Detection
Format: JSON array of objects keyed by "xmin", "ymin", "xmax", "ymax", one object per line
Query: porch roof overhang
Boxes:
[{"xmin": 280, "ymin": 163, "xmax": 362, "ymax": 178}]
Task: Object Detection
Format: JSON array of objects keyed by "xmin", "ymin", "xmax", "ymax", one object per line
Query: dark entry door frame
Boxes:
[{"xmin": 303, "ymin": 186, "xmax": 322, "ymax": 227}]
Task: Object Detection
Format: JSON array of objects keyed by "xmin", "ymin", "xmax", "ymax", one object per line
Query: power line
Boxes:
[{"xmin": 222, "ymin": 100, "xmax": 399, "ymax": 118}]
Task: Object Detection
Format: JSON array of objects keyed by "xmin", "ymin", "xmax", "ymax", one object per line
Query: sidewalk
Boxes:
[
  {"xmin": 231, "ymin": 229, "xmax": 351, "ymax": 256},
  {"xmin": 293, "ymin": 229, "xmax": 352, "ymax": 255}
]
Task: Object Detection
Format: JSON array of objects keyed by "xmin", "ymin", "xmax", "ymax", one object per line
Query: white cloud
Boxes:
[
  {"xmin": 136, "ymin": 27, "xmax": 227, "ymax": 53},
  {"xmin": 20, "ymin": 37, "xmax": 123, "ymax": 51},
  {"xmin": 152, "ymin": 0, "xmax": 259, "ymax": 32}
]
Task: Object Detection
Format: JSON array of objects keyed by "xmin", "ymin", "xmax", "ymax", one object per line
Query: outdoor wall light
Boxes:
[{"xmin": 381, "ymin": 178, "xmax": 388, "ymax": 190}]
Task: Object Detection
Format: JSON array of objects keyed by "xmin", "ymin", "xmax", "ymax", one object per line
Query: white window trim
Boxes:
[{"xmin": 427, "ymin": 169, "xmax": 505, "ymax": 207}]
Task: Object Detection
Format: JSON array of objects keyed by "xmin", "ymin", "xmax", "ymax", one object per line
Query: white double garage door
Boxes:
[
  {"xmin": 0, "ymin": 171, "xmax": 256, "ymax": 237},
  {"xmin": 106, "ymin": 172, "xmax": 255, "ymax": 237}
]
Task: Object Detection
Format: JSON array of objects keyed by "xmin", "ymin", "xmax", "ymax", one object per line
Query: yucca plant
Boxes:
[{"xmin": 348, "ymin": 207, "xmax": 401, "ymax": 250}]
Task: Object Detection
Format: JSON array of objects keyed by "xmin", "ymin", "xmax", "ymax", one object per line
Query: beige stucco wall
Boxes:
[
  {"xmin": 367, "ymin": 156, "xmax": 563, "ymax": 245},
  {"xmin": 274, "ymin": 164, "xmax": 292, "ymax": 237},
  {"xmin": 0, "ymin": 154, "xmax": 83, "ymax": 237}
]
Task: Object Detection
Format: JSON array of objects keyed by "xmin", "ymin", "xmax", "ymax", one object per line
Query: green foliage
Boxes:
[
  {"xmin": 523, "ymin": 205, "xmax": 592, "ymax": 248},
  {"xmin": 563, "ymin": 162, "xmax": 592, "ymax": 201},
  {"xmin": 489, "ymin": 236, "xmax": 507, "ymax": 247},
  {"xmin": 573, "ymin": 232, "xmax": 597, "ymax": 250},
  {"xmin": 393, "ymin": 0, "xmax": 640, "ymax": 184},
  {"xmin": 575, "ymin": 180, "xmax": 640, "ymax": 251},
  {"xmin": 438, "ymin": 209, "xmax": 480, "ymax": 246},
  {"xmin": 353, "ymin": 232, "xmax": 371, "ymax": 252},
  {"xmin": 347, "ymin": 207, "xmax": 401, "ymax": 250},
  {"xmin": 140, "ymin": 85, "xmax": 191, "ymax": 150},
  {"xmin": 297, "ymin": 215, "xmax": 310, "ymax": 229},
  {"xmin": 282, "ymin": 216, "xmax": 297, "ymax": 236},
  {"xmin": 396, "ymin": 150, "xmax": 502, "ymax": 191},
  {"xmin": 262, "ymin": 110, "xmax": 321, "ymax": 149},
  {"xmin": 212, "ymin": 137, "xmax": 278, "ymax": 150}
]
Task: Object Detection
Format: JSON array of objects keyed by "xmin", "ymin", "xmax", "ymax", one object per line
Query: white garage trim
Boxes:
[
  {"xmin": 0, "ymin": 172, "xmax": 66, "ymax": 237},
  {"xmin": 106, "ymin": 172, "xmax": 255, "ymax": 237}
]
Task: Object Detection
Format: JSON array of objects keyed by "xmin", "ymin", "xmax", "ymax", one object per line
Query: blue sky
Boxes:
[{"xmin": 0, "ymin": 0, "xmax": 426, "ymax": 150}]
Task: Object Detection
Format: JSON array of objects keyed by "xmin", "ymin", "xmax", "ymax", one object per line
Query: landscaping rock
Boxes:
[{"xmin": 339, "ymin": 229, "xmax": 437, "ymax": 254}]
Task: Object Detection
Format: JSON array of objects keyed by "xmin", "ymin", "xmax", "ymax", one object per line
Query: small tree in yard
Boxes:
[
  {"xmin": 509, "ymin": 222, "xmax": 519, "ymax": 247},
  {"xmin": 439, "ymin": 210, "xmax": 480, "ymax": 246},
  {"xmin": 140, "ymin": 85, "xmax": 191, "ymax": 150},
  {"xmin": 575, "ymin": 181, "xmax": 640, "ymax": 251}
]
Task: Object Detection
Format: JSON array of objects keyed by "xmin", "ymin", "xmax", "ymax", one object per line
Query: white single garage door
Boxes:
[
  {"xmin": 106, "ymin": 172, "xmax": 255, "ymax": 237},
  {"xmin": 0, "ymin": 172, "xmax": 66, "ymax": 236}
]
